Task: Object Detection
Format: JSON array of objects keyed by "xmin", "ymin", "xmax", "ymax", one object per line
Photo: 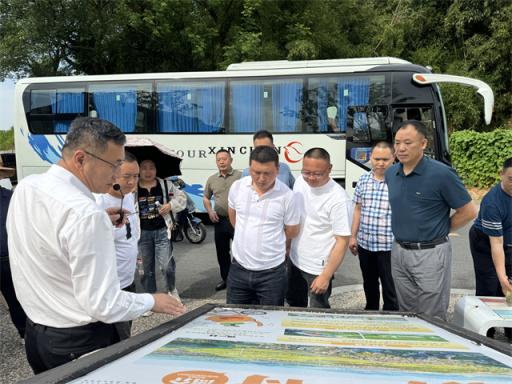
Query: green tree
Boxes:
[{"xmin": 0, "ymin": 128, "xmax": 14, "ymax": 151}]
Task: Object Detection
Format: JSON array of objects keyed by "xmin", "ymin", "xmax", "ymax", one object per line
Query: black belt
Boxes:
[
  {"xmin": 27, "ymin": 318, "xmax": 107, "ymax": 332},
  {"xmin": 396, "ymin": 237, "xmax": 448, "ymax": 250}
]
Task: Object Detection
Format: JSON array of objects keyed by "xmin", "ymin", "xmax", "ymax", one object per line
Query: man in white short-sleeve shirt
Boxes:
[
  {"xmin": 94, "ymin": 151, "xmax": 140, "ymax": 340},
  {"xmin": 228, "ymin": 146, "xmax": 300, "ymax": 305},
  {"xmin": 7, "ymin": 118, "xmax": 185, "ymax": 374},
  {"xmin": 288, "ymin": 147, "xmax": 352, "ymax": 308}
]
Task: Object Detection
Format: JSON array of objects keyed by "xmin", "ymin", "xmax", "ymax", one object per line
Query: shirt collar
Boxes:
[
  {"xmin": 370, "ymin": 170, "xmax": 386, "ymax": 183},
  {"xmin": 243, "ymin": 175, "xmax": 282, "ymax": 195},
  {"xmin": 396, "ymin": 156, "xmax": 428, "ymax": 176},
  {"xmin": 50, "ymin": 164, "xmax": 95, "ymax": 201},
  {"xmin": 217, "ymin": 168, "xmax": 235, "ymax": 178}
]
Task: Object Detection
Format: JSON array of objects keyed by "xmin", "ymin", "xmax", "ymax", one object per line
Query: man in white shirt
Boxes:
[
  {"xmin": 7, "ymin": 117, "xmax": 185, "ymax": 374},
  {"xmin": 94, "ymin": 151, "xmax": 140, "ymax": 340},
  {"xmin": 228, "ymin": 146, "xmax": 300, "ymax": 305},
  {"xmin": 287, "ymin": 148, "xmax": 352, "ymax": 308}
]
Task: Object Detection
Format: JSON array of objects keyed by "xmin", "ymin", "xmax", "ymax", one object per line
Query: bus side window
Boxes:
[{"xmin": 31, "ymin": 92, "xmax": 54, "ymax": 115}]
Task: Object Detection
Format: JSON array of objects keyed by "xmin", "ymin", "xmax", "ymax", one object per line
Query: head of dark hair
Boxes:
[
  {"xmin": 216, "ymin": 149, "xmax": 231, "ymax": 157},
  {"xmin": 396, "ymin": 120, "xmax": 428, "ymax": 138},
  {"xmin": 303, "ymin": 147, "xmax": 331, "ymax": 163},
  {"xmin": 124, "ymin": 151, "xmax": 138, "ymax": 163},
  {"xmin": 253, "ymin": 130, "xmax": 273, "ymax": 143},
  {"xmin": 503, "ymin": 157, "xmax": 512, "ymax": 170},
  {"xmin": 372, "ymin": 141, "xmax": 394, "ymax": 153},
  {"xmin": 62, "ymin": 117, "xmax": 126, "ymax": 156},
  {"xmin": 249, "ymin": 145, "xmax": 279, "ymax": 167}
]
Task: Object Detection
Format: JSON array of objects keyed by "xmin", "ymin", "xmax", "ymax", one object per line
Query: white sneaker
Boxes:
[
  {"xmin": 142, "ymin": 310, "xmax": 153, "ymax": 317},
  {"xmin": 168, "ymin": 288, "xmax": 181, "ymax": 303}
]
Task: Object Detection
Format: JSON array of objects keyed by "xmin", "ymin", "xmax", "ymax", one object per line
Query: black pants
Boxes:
[
  {"xmin": 469, "ymin": 225, "xmax": 512, "ymax": 296},
  {"xmin": 358, "ymin": 246, "xmax": 399, "ymax": 311},
  {"xmin": 25, "ymin": 319, "xmax": 120, "ymax": 374},
  {"xmin": 0, "ymin": 257, "xmax": 27, "ymax": 338},
  {"xmin": 214, "ymin": 216, "xmax": 234, "ymax": 282}
]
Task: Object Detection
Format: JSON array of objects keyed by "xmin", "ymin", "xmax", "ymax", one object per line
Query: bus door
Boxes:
[
  {"xmin": 390, "ymin": 105, "xmax": 438, "ymax": 160},
  {"xmin": 345, "ymin": 105, "xmax": 390, "ymax": 195}
]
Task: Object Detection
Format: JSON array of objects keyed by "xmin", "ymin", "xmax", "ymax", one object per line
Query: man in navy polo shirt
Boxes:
[
  {"xmin": 386, "ymin": 120, "xmax": 477, "ymax": 320},
  {"xmin": 469, "ymin": 158, "xmax": 512, "ymax": 298}
]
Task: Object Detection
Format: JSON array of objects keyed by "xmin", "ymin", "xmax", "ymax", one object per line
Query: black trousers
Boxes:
[
  {"xmin": 358, "ymin": 246, "xmax": 399, "ymax": 311},
  {"xmin": 25, "ymin": 318, "xmax": 120, "ymax": 374},
  {"xmin": 214, "ymin": 216, "xmax": 234, "ymax": 282},
  {"xmin": 469, "ymin": 225, "xmax": 512, "ymax": 296},
  {"xmin": 0, "ymin": 257, "xmax": 27, "ymax": 338}
]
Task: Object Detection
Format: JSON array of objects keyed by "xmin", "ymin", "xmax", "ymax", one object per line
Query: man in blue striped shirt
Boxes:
[
  {"xmin": 350, "ymin": 142, "xmax": 398, "ymax": 311},
  {"xmin": 470, "ymin": 157, "xmax": 512, "ymax": 298}
]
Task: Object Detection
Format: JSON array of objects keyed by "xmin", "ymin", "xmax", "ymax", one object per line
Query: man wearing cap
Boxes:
[{"xmin": 0, "ymin": 160, "xmax": 27, "ymax": 340}]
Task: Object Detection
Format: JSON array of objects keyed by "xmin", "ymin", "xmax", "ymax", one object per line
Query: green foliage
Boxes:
[
  {"xmin": 0, "ymin": 0, "xmax": 510, "ymax": 132},
  {"xmin": 0, "ymin": 128, "xmax": 14, "ymax": 151},
  {"xmin": 450, "ymin": 128, "xmax": 512, "ymax": 188}
]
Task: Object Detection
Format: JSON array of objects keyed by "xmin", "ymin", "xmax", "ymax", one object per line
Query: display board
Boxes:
[{"xmin": 23, "ymin": 304, "xmax": 512, "ymax": 384}]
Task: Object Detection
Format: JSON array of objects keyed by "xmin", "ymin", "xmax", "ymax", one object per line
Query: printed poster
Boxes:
[{"xmin": 70, "ymin": 307, "xmax": 512, "ymax": 384}]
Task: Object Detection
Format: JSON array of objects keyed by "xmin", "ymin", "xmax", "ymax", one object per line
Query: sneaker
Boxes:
[
  {"xmin": 168, "ymin": 288, "xmax": 181, "ymax": 303},
  {"xmin": 142, "ymin": 310, "xmax": 153, "ymax": 317}
]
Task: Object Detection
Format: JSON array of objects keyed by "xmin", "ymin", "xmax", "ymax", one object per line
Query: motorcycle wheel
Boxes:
[{"xmin": 185, "ymin": 222, "xmax": 207, "ymax": 244}]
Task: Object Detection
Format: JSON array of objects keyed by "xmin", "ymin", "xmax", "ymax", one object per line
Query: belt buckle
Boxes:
[{"xmin": 416, "ymin": 242, "xmax": 422, "ymax": 250}]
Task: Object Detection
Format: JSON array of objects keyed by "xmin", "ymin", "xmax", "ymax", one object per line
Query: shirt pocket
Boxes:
[{"xmin": 406, "ymin": 186, "xmax": 440, "ymax": 203}]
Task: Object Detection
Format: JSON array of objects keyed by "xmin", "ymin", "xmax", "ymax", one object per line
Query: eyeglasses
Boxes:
[
  {"xmin": 120, "ymin": 174, "xmax": 139, "ymax": 181},
  {"xmin": 83, "ymin": 150, "xmax": 123, "ymax": 171},
  {"xmin": 301, "ymin": 170, "xmax": 328, "ymax": 178}
]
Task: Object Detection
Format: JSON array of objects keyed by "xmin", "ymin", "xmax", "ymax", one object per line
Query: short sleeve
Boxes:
[
  {"xmin": 479, "ymin": 201, "xmax": 503, "ymax": 237},
  {"xmin": 203, "ymin": 176, "xmax": 213, "ymax": 199},
  {"xmin": 284, "ymin": 191, "xmax": 301, "ymax": 226},
  {"xmin": 440, "ymin": 167, "xmax": 472, "ymax": 209},
  {"xmin": 353, "ymin": 174, "xmax": 365, "ymax": 204},
  {"xmin": 228, "ymin": 179, "xmax": 240, "ymax": 210},
  {"xmin": 330, "ymin": 198, "xmax": 352, "ymax": 236}
]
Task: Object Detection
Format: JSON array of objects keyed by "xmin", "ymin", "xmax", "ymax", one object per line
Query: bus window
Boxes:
[
  {"xmin": 392, "ymin": 106, "xmax": 435, "ymax": 157},
  {"xmin": 346, "ymin": 105, "xmax": 390, "ymax": 166},
  {"xmin": 28, "ymin": 88, "xmax": 85, "ymax": 133},
  {"xmin": 157, "ymin": 81, "xmax": 226, "ymax": 133},
  {"xmin": 229, "ymin": 78, "xmax": 303, "ymax": 133},
  {"xmin": 306, "ymin": 75, "xmax": 386, "ymax": 133},
  {"xmin": 90, "ymin": 83, "xmax": 151, "ymax": 133}
]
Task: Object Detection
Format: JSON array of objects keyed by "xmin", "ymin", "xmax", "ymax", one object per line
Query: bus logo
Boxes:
[{"xmin": 284, "ymin": 141, "xmax": 303, "ymax": 163}]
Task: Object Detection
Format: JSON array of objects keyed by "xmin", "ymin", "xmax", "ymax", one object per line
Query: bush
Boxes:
[{"xmin": 450, "ymin": 128, "xmax": 512, "ymax": 188}]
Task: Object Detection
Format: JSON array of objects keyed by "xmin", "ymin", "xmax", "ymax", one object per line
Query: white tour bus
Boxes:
[{"xmin": 13, "ymin": 57, "xmax": 493, "ymax": 210}]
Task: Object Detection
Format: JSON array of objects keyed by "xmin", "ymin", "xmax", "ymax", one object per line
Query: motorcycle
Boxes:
[{"xmin": 170, "ymin": 177, "xmax": 207, "ymax": 244}]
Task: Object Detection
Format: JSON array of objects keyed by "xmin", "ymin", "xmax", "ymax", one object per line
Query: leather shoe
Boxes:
[{"xmin": 215, "ymin": 281, "xmax": 227, "ymax": 291}]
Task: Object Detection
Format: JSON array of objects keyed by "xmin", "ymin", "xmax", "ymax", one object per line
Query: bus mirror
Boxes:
[{"xmin": 412, "ymin": 73, "xmax": 494, "ymax": 125}]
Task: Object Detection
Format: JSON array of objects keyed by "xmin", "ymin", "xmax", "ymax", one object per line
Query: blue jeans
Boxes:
[
  {"xmin": 139, "ymin": 227, "xmax": 175, "ymax": 293},
  {"xmin": 227, "ymin": 259, "xmax": 286, "ymax": 306}
]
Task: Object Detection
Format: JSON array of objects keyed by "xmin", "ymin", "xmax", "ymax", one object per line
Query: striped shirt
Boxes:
[
  {"xmin": 473, "ymin": 183, "xmax": 512, "ymax": 246},
  {"xmin": 353, "ymin": 171, "xmax": 393, "ymax": 251}
]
